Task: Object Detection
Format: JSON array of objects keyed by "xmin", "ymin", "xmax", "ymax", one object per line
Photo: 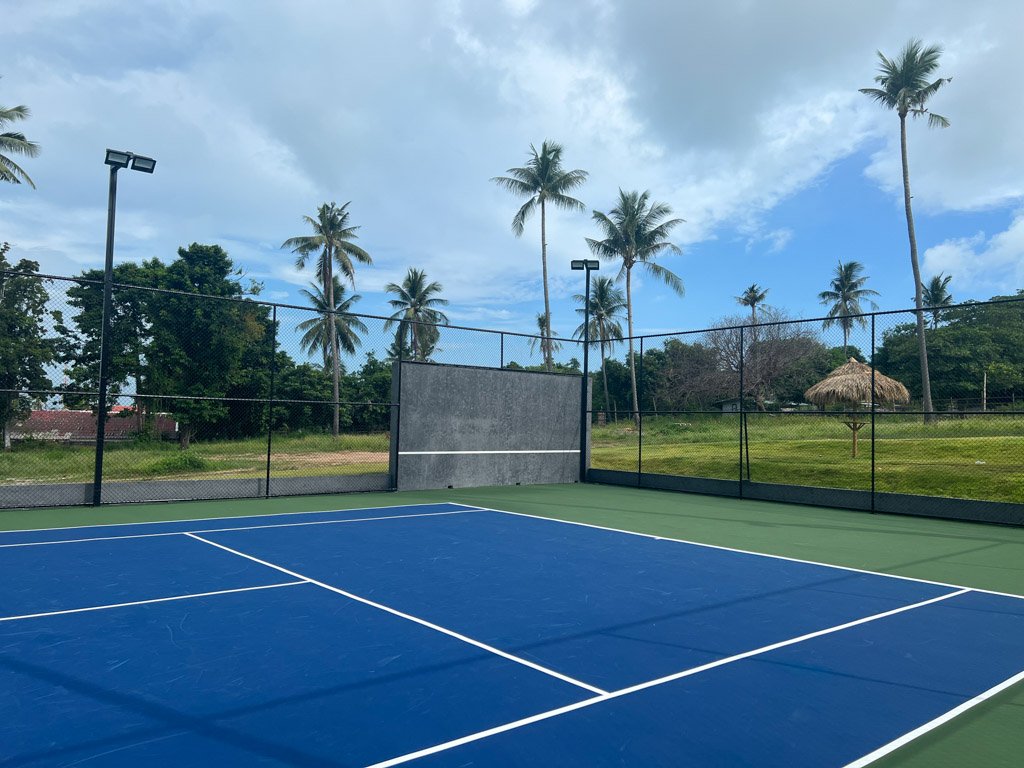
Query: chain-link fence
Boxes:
[
  {"xmin": 588, "ymin": 298, "xmax": 1024, "ymax": 518},
  {"xmin": 0, "ymin": 268, "xmax": 581, "ymax": 508}
]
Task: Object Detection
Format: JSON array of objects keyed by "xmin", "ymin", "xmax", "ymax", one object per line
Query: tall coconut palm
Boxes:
[
  {"xmin": 736, "ymin": 284, "xmax": 769, "ymax": 326},
  {"xmin": 921, "ymin": 273, "xmax": 953, "ymax": 329},
  {"xmin": 587, "ymin": 189, "xmax": 685, "ymax": 424},
  {"xmin": 527, "ymin": 312, "xmax": 563, "ymax": 361},
  {"xmin": 296, "ymin": 277, "xmax": 368, "ymax": 369},
  {"xmin": 573, "ymin": 276, "xmax": 626, "ymax": 417},
  {"xmin": 492, "ymin": 141, "xmax": 588, "ymax": 370},
  {"xmin": 385, "ymin": 268, "xmax": 449, "ymax": 362},
  {"xmin": 0, "ymin": 82, "xmax": 39, "ymax": 187},
  {"xmin": 818, "ymin": 261, "xmax": 879, "ymax": 357},
  {"xmin": 282, "ymin": 202, "xmax": 371, "ymax": 436},
  {"xmin": 861, "ymin": 39, "xmax": 951, "ymax": 418}
]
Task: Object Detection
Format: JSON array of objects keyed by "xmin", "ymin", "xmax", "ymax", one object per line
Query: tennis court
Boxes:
[{"xmin": 2, "ymin": 495, "xmax": 1022, "ymax": 767}]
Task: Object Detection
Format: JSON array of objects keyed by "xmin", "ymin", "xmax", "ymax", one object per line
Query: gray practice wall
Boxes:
[{"xmin": 391, "ymin": 362, "xmax": 588, "ymax": 491}]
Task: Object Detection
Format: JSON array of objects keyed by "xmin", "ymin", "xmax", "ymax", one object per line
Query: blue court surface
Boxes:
[{"xmin": 2, "ymin": 502, "xmax": 1022, "ymax": 767}]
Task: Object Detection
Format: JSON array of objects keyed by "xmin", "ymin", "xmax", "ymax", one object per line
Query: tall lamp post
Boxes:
[
  {"xmin": 571, "ymin": 258, "xmax": 600, "ymax": 482},
  {"xmin": 92, "ymin": 149, "xmax": 156, "ymax": 505}
]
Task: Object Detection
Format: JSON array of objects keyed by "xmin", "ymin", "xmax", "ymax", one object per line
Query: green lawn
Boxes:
[
  {"xmin": 0, "ymin": 432, "xmax": 389, "ymax": 484},
  {"xmin": 592, "ymin": 413, "xmax": 1024, "ymax": 502}
]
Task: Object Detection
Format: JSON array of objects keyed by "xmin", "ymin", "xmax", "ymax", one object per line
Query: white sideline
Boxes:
[
  {"xmin": 456, "ymin": 504, "xmax": 1024, "ymax": 602},
  {"xmin": 0, "ymin": 580, "xmax": 305, "ymax": 622},
  {"xmin": 184, "ymin": 532, "xmax": 608, "ymax": 697},
  {"xmin": 844, "ymin": 668, "xmax": 1024, "ymax": 767},
  {"xmin": 365, "ymin": 588, "xmax": 971, "ymax": 768},
  {"xmin": 0, "ymin": 509, "xmax": 481, "ymax": 549},
  {"xmin": 0, "ymin": 500, "xmax": 464, "ymax": 535}
]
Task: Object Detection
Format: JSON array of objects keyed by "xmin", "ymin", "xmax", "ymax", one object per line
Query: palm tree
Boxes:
[
  {"xmin": 0, "ymin": 81, "xmax": 39, "ymax": 187},
  {"xmin": 573, "ymin": 276, "xmax": 626, "ymax": 417},
  {"xmin": 282, "ymin": 202, "xmax": 371, "ymax": 436},
  {"xmin": 528, "ymin": 312, "xmax": 563, "ymax": 361},
  {"xmin": 587, "ymin": 189, "xmax": 685, "ymax": 425},
  {"xmin": 492, "ymin": 141, "xmax": 588, "ymax": 370},
  {"xmin": 736, "ymin": 284, "xmax": 769, "ymax": 326},
  {"xmin": 385, "ymin": 268, "xmax": 449, "ymax": 362},
  {"xmin": 296, "ymin": 277, "xmax": 368, "ymax": 369},
  {"xmin": 921, "ymin": 273, "xmax": 953, "ymax": 329},
  {"xmin": 818, "ymin": 261, "xmax": 880, "ymax": 357},
  {"xmin": 861, "ymin": 39, "xmax": 951, "ymax": 418}
]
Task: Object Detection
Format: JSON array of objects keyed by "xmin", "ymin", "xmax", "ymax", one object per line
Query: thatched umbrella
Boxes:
[{"xmin": 804, "ymin": 358, "xmax": 910, "ymax": 457}]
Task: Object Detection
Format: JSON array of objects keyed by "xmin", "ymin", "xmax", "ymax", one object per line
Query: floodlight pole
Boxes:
[
  {"xmin": 92, "ymin": 150, "xmax": 154, "ymax": 506},
  {"xmin": 572, "ymin": 259, "xmax": 599, "ymax": 483}
]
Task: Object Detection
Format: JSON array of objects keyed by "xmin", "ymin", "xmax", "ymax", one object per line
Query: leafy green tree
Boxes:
[
  {"xmin": 921, "ymin": 273, "xmax": 953, "ymax": 328},
  {"xmin": 0, "ymin": 250, "xmax": 53, "ymax": 449},
  {"xmin": 736, "ymin": 284, "xmax": 769, "ymax": 326},
  {"xmin": 587, "ymin": 189, "xmax": 685, "ymax": 424},
  {"xmin": 282, "ymin": 202, "xmax": 371, "ymax": 436},
  {"xmin": 528, "ymin": 312, "xmax": 563, "ymax": 361},
  {"xmin": 861, "ymin": 39, "xmax": 951, "ymax": 417},
  {"xmin": 573, "ymin": 276, "xmax": 625, "ymax": 417},
  {"xmin": 492, "ymin": 140, "xmax": 588, "ymax": 370},
  {"xmin": 296, "ymin": 276, "xmax": 367, "ymax": 369},
  {"xmin": 55, "ymin": 261, "xmax": 164, "ymax": 423},
  {"xmin": 145, "ymin": 243, "xmax": 266, "ymax": 448},
  {"xmin": 0, "ymin": 80, "xmax": 39, "ymax": 187},
  {"xmin": 818, "ymin": 261, "xmax": 879, "ymax": 357},
  {"xmin": 384, "ymin": 268, "xmax": 448, "ymax": 362}
]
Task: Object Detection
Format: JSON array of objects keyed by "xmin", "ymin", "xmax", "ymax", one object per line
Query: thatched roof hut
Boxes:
[
  {"xmin": 804, "ymin": 359, "xmax": 909, "ymax": 457},
  {"xmin": 804, "ymin": 358, "xmax": 910, "ymax": 407}
]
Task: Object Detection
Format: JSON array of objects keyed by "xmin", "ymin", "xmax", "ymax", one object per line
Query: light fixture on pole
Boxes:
[
  {"xmin": 571, "ymin": 259, "xmax": 600, "ymax": 482},
  {"xmin": 93, "ymin": 149, "xmax": 157, "ymax": 505}
]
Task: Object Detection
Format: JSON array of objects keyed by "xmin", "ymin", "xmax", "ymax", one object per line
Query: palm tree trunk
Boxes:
[
  {"xmin": 540, "ymin": 199, "xmax": 552, "ymax": 371},
  {"xmin": 626, "ymin": 265, "xmax": 639, "ymax": 427},
  {"xmin": 326, "ymin": 250, "xmax": 340, "ymax": 438},
  {"xmin": 843, "ymin": 325, "xmax": 849, "ymax": 359},
  {"xmin": 900, "ymin": 114, "xmax": 934, "ymax": 421}
]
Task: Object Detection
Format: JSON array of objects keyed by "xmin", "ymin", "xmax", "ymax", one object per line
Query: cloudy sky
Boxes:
[{"xmin": 2, "ymin": 0, "xmax": 1022, "ymax": 351}]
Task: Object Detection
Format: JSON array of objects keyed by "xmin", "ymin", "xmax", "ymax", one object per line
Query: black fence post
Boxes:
[
  {"xmin": 738, "ymin": 325, "xmax": 745, "ymax": 497},
  {"xmin": 871, "ymin": 312, "xmax": 876, "ymax": 512},
  {"xmin": 265, "ymin": 304, "xmax": 278, "ymax": 499},
  {"xmin": 500, "ymin": 332, "xmax": 505, "ymax": 368},
  {"xmin": 637, "ymin": 336, "xmax": 644, "ymax": 486}
]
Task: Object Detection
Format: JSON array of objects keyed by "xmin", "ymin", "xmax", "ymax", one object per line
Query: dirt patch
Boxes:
[{"xmin": 270, "ymin": 451, "xmax": 389, "ymax": 467}]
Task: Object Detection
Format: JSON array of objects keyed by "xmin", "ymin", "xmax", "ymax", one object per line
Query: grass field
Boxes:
[
  {"xmin": 0, "ymin": 433, "xmax": 389, "ymax": 484},
  {"xmin": 592, "ymin": 413, "xmax": 1024, "ymax": 502}
]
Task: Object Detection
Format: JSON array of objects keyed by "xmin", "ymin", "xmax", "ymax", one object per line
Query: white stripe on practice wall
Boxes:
[{"xmin": 398, "ymin": 450, "xmax": 580, "ymax": 456}]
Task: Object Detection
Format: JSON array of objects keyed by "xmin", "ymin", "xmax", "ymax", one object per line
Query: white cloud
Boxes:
[{"xmin": 923, "ymin": 210, "xmax": 1024, "ymax": 293}]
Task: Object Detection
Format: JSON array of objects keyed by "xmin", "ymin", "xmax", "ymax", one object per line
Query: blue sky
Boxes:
[{"xmin": 2, "ymin": 0, "xmax": 1022, "ymax": 367}]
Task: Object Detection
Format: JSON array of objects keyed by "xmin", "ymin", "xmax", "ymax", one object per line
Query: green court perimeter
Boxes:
[{"xmin": 3, "ymin": 483, "xmax": 1021, "ymax": 768}]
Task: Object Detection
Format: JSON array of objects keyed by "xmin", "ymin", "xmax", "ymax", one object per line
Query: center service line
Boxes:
[
  {"xmin": 183, "ymin": 532, "xmax": 608, "ymax": 696},
  {"xmin": 365, "ymin": 588, "xmax": 971, "ymax": 768}
]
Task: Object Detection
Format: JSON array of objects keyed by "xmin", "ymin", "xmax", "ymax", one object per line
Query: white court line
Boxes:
[
  {"xmin": 0, "ymin": 500, "xmax": 465, "ymax": 536},
  {"xmin": 398, "ymin": 450, "xmax": 579, "ymax": 455},
  {"xmin": 0, "ymin": 580, "xmax": 306, "ymax": 623},
  {"xmin": 184, "ymin": 532, "xmax": 608, "ymax": 697},
  {"xmin": 844, "ymin": 668, "xmax": 1024, "ymax": 767},
  {"xmin": 455, "ymin": 504, "xmax": 1024, "ymax": 602},
  {"xmin": 0, "ymin": 509, "xmax": 482, "ymax": 549},
  {"xmin": 366, "ymin": 588, "xmax": 971, "ymax": 768}
]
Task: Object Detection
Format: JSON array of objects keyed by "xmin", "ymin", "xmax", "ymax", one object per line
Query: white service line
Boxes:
[
  {"xmin": 184, "ymin": 532, "xmax": 607, "ymax": 697},
  {"xmin": 365, "ymin": 587, "xmax": 971, "ymax": 768},
  {"xmin": 0, "ymin": 580, "xmax": 306, "ymax": 623},
  {"xmin": 0, "ymin": 509, "xmax": 482, "ymax": 549},
  {"xmin": 455, "ymin": 503, "xmax": 1024, "ymax": 602},
  {"xmin": 844, "ymin": 667, "xmax": 1024, "ymax": 767}
]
